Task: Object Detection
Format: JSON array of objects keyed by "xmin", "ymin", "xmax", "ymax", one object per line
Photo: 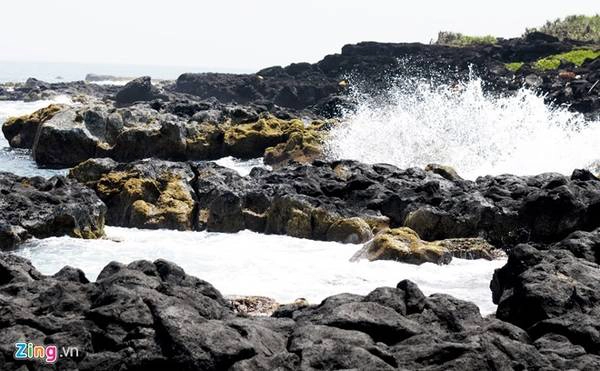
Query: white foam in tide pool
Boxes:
[
  {"xmin": 325, "ymin": 75, "xmax": 600, "ymax": 179},
  {"xmin": 14, "ymin": 227, "xmax": 506, "ymax": 315},
  {"xmin": 214, "ymin": 156, "xmax": 271, "ymax": 176},
  {"xmin": 0, "ymin": 96, "xmax": 72, "ymax": 177}
]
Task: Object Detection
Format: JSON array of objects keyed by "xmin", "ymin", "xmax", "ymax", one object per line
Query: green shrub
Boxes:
[
  {"xmin": 533, "ymin": 49, "xmax": 600, "ymax": 70},
  {"xmin": 505, "ymin": 62, "xmax": 524, "ymax": 72},
  {"xmin": 434, "ymin": 31, "xmax": 497, "ymax": 46},
  {"xmin": 527, "ymin": 14, "xmax": 600, "ymax": 42}
]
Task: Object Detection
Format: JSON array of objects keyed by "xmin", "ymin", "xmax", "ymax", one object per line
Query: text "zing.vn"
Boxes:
[{"xmin": 14, "ymin": 342, "xmax": 79, "ymax": 364}]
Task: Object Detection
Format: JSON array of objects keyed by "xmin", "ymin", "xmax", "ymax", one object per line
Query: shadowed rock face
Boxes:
[
  {"xmin": 0, "ymin": 173, "xmax": 106, "ymax": 250},
  {"xmin": 492, "ymin": 228, "xmax": 600, "ymax": 329},
  {"xmin": 1, "ymin": 249, "xmax": 600, "ymax": 370},
  {"xmin": 115, "ymin": 76, "xmax": 164, "ymax": 106},
  {"xmin": 70, "ymin": 159, "xmax": 600, "ymax": 249}
]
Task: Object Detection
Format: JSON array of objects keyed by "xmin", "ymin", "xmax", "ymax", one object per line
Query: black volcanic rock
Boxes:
[
  {"xmin": 8, "ymin": 101, "xmax": 324, "ymax": 168},
  {"xmin": 70, "ymin": 159, "xmax": 600, "ymax": 249},
  {"xmin": 115, "ymin": 76, "xmax": 164, "ymax": 106},
  {"xmin": 492, "ymin": 228, "xmax": 600, "ymax": 329},
  {"xmin": 1, "ymin": 254, "xmax": 599, "ymax": 370},
  {"xmin": 0, "ymin": 172, "xmax": 106, "ymax": 250}
]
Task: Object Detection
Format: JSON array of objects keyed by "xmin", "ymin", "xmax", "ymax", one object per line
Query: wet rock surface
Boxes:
[
  {"xmin": 4, "ymin": 100, "xmax": 329, "ymax": 168},
  {"xmin": 1, "ymin": 104, "xmax": 65, "ymax": 149},
  {"xmin": 0, "ymin": 173, "xmax": 106, "ymax": 250},
  {"xmin": 1, "ymin": 253, "xmax": 599, "ymax": 370},
  {"xmin": 350, "ymin": 227, "xmax": 503, "ymax": 265},
  {"xmin": 71, "ymin": 159, "xmax": 600, "ymax": 249}
]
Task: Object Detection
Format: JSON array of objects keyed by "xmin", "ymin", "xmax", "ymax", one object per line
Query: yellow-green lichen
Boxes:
[
  {"xmin": 534, "ymin": 49, "xmax": 600, "ymax": 70},
  {"xmin": 505, "ymin": 62, "xmax": 524, "ymax": 72}
]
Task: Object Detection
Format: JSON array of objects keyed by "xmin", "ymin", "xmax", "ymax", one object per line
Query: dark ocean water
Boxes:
[{"xmin": 0, "ymin": 61, "xmax": 250, "ymax": 83}]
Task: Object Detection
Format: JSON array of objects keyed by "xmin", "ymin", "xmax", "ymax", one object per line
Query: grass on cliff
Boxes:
[
  {"xmin": 533, "ymin": 49, "xmax": 600, "ymax": 70},
  {"xmin": 505, "ymin": 50, "xmax": 600, "ymax": 72},
  {"xmin": 526, "ymin": 14, "xmax": 600, "ymax": 42},
  {"xmin": 434, "ymin": 31, "xmax": 497, "ymax": 46}
]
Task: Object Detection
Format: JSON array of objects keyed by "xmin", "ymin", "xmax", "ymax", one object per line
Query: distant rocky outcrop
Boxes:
[
  {"xmin": 85, "ymin": 73, "xmax": 132, "ymax": 82},
  {"xmin": 0, "ymin": 173, "xmax": 106, "ymax": 250},
  {"xmin": 115, "ymin": 76, "xmax": 165, "ymax": 106}
]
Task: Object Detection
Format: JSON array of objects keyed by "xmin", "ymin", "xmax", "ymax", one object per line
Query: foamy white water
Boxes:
[
  {"xmin": 14, "ymin": 227, "xmax": 505, "ymax": 315},
  {"xmin": 214, "ymin": 156, "xmax": 270, "ymax": 176},
  {"xmin": 326, "ymin": 76, "xmax": 600, "ymax": 179},
  {"xmin": 0, "ymin": 97, "xmax": 72, "ymax": 177}
]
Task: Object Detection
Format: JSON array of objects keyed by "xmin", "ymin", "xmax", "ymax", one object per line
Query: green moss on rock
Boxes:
[
  {"xmin": 534, "ymin": 49, "xmax": 600, "ymax": 70},
  {"xmin": 505, "ymin": 62, "xmax": 525, "ymax": 72}
]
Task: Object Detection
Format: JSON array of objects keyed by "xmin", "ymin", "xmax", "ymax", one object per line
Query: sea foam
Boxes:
[{"xmin": 325, "ymin": 73, "xmax": 600, "ymax": 179}]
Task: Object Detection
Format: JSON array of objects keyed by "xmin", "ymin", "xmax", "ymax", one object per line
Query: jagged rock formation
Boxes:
[
  {"xmin": 0, "ymin": 173, "xmax": 106, "ymax": 250},
  {"xmin": 70, "ymin": 159, "xmax": 600, "ymax": 250},
  {"xmin": 2, "ymin": 102, "xmax": 328, "ymax": 168},
  {"xmin": 1, "ymin": 244, "xmax": 600, "ymax": 370}
]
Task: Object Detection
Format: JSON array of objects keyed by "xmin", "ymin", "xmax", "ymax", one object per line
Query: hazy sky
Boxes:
[{"xmin": 1, "ymin": 0, "xmax": 598, "ymax": 71}]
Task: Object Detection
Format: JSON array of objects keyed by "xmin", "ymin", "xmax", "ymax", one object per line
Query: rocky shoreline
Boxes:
[
  {"xmin": 1, "ymin": 232, "xmax": 600, "ymax": 370},
  {"xmin": 1, "ymin": 33, "xmax": 600, "ymax": 369}
]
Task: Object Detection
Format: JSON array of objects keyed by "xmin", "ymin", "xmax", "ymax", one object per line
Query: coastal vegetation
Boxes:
[
  {"xmin": 533, "ymin": 49, "xmax": 600, "ymax": 70},
  {"xmin": 527, "ymin": 14, "xmax": 600, "ymax": 42},
  {"xmin": 433, "ymin": 31, "xmax": 497, "ymax": 46}
]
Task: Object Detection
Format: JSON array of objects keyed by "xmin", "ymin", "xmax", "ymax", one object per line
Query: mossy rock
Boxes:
[
  {"xmin": 533, "ymin": 49, "xmax": 600, "ymax": 70},
  {"xmin": 265, "ymin": 197, "xmax": 341, "ymax": 240},
  {"xmin": 505, "ymin": 62, "xmax": 525, "ymax": 72},
  {"xmin": 224, "ymin": 117, "xmax": 304, "ymax": 158},
  {"xmin": 326, "ymin": 217, "xmax": 373, "ymax": 244},
  {"xmin": 351, "ymin": 227, "xmax": 452, "ymax": 265},
  {"xmin": 185, "ymin": 122, "xmax": 225, "ymax": 159},
  {"xmin": 424, "ymin": 163, "xmax": 463, "ymax": 181},
  {"xmin": 95, "ymin": 170, "xmax": 195, "ymax": 230},
  {"xmin": 264, "ymin": 121, "xmax": 329, "ymax": 167},
  {"xmin": 432, "ymin": 238, "xmax": 505, "ymax": 260},
  {"xmin": 351, "ymin": 227, "xmax": 502, "ymax": 265},
  {"xmin": 2, "ymin": 104, "xmax": 65, "ymax": 149}
]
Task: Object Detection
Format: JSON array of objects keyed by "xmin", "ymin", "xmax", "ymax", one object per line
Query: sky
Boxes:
[{"xmin": 1, "ymin": 0, "xmax": 598, "ymax": 71}]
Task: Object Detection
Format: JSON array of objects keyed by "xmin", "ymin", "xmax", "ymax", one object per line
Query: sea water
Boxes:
[{"xmin": 15, "ymin": 227, "xmax": 506, "ymax": 315}]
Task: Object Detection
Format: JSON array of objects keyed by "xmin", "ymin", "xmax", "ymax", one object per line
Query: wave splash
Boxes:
[{"xmin": 325, "ymin": 73, "xmax": 600, "ymax": 179}]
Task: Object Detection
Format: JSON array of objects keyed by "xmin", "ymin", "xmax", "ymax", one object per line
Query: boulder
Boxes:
[
  {"xmin": 115, "ymin": 76, "xmax": 162, "ymax": 106},
  {"xmin": 350, "ymin": 227, "xmax": 453, "ymax": 265},
  {"xmin": 492, "ymin": 228, "xmax": 600, "ymax": 329},
  {"xmin": 0, "ymin": 172, "xmax": 106, "ymax": 250},
  {"xmin": 263, "ymin": 120, "xmax": 328, "ymax": 167},
  {"xmin": 71, "ymin": 159, "xmax": 196, "ymax": 230},
  {"xmin": 1, "ymin": 104, "xmax": 65, "ymax": 148},
  {"xmin": 325, "ymin": 217, "xmax": 373, "ymax": 244},
  {"xmin": 424, "ymin": 163, "xmax": 463, "ymax": 181}
]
